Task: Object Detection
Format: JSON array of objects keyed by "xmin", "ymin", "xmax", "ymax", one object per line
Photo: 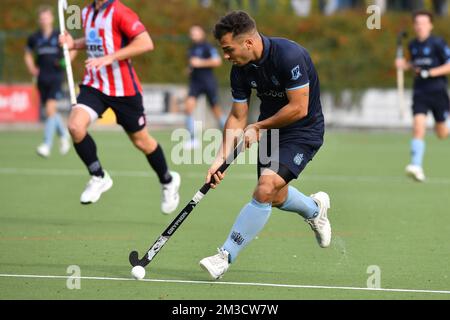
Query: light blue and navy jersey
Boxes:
[
  {"xmin": 230, "ymin": 35, "xmax": 324, "ymax": 147},
  {"xmin": 26, "ymin": 30, "xmax": 63, "ymax": 81},
  {"xmin": 188, "ymin": 41, "xmax": 220, "ymax": 83},
  {"xmin": 409, "ymin": 35, "xmax": 450, "ymax": 94}
]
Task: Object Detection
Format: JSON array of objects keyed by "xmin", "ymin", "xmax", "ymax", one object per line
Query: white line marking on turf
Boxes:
[
  {"xmin": 1, "ymin": 167, "xmax": 450, "ymax": 185},
  {"xmin": 0, "ymin": 273, "xmax": 450, "ymax": 295}
]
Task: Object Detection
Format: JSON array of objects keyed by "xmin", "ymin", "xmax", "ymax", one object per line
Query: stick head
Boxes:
[
  {"xmin": 129, "ymin": 250, "xmax": 140, "ymax": 267},
  {"xmin": 397, "ymin": 31, "xmax": 408, "ymax": 43}
]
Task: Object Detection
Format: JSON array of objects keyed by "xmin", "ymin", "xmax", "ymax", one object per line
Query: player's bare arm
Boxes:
[
  {"xmin": 427, "ymin": 62, "xmax": 450, "ymax": 77},
  {"xmin": 248, "ymin": 86, "xmax": 310, "ymax": 141},
  {"xmin": 395, "ymin": 57, "xmax": 412, "ymax": 71},
  {"xmin": 190, "ymin": 56, "xmax": 222, "ymax": 68},
  {"xmin": 206, "ymin": 101, "xmax": 248, "ymax": 188},
  {"xmin": 85, "ymin": 32, "xmax": 154, "ymax": 70},
  {"xmin": 24, "ymin": 50, "xmax": 39, "ymax": 77}
]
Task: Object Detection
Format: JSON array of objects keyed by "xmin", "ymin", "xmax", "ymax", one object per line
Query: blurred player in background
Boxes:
[
  {"xmin": 184, "ymin": 25, "xmax": 226, "ymax": 150},
  {"xmin": 24, "ymin": 5, "xmax": 72, "ymax": 158},
  {"xmin": 396, "ymin": 10, "xmax": 450, "ymax": 182},
  {"xmin": 199, "ymin": 11, "xmax": 331, "ymax": 279},
  {"xmin": 59, "ymin": 0, "xmax": 180, "ymax": 212}
]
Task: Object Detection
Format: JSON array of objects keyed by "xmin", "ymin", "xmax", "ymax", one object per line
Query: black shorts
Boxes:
[
  {"xmin": 188, "ymin": 80, "xmax": 219, "ymax": 107},
  {"xmin": 257, "ymin": 131, "xmax": 320, "ymax": 183},
  {"xmin": 37, "ymin": 78, "xmax": 62, "ymax": 104},
  {"xmin": 412, "ymin": 91, "xmax": 450, "ymax": 123},
  {"xmin": 77, "ymin": 85, "xmax": 146, "ymax": 133}
]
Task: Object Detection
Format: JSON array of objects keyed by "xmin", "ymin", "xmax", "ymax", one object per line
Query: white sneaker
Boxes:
[
  {"xmin": 199, "ymin": 248, "xmax": 230, "ymax": 280},
  {"xmin": 59, "ymin": 137, "xmax": 71, "ymax": 155},
  {"xmin": 80, "ymin": 171, "xmax": 113, "ymax": 204},
  {"xmin": 306, "ymin": 192, "xmax": 332, "ymax": 248},
  {"xmin": 406, "ymin": 164, "xmax": 426, "ymax": 182},
  {"xmin": 36, "ymin": 144, "xmax": 51, "ymax": 158},
  {"xmin": 183, "ymin": 139, "xmax": 200, "ymax": 150},
  {"xmin": 161, "ymin": 171, "xmax": 181, "ymax": 214}
]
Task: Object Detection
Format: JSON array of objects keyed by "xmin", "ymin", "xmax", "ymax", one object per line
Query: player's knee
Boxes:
[
  {"xmin": 436, "ymin": 131, "xmax": 448, "ymax": 140},
  {"xmin": 68, "ymin": 120, "xmax": 87, "ymax": 142},
  {"xmin": 132, "ymin": 135, "xmax": 156, "ymax": 153},
  {"xmin": 253, "ymin": 182, "xmax": 277, "ymax": 203}
]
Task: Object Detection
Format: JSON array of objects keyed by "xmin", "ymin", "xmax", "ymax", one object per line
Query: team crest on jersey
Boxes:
[
  {"xmin": 88, "ymin": 29, "xmax": 102, "ymax": 44},
  {"xmin": 291, "ymin": 65, "xmax": 301, "ymax": 81},
  {"xmin": 293, "ymin": 153, "xmax": 304, "ymax": 166},
  {"xmin": 423, "ymin": 47, "xmax": 431, "ymax": 56},
  {"xmin": 271, "ymin": 76, "xmax": 280, "ymax": 86}
]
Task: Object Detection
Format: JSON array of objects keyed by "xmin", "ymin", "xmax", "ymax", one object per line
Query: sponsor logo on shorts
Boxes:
[
  {"xmin": 293, "ymin": 153, "xmax": 304, "ymax": 166},
  {"xmin": 138, "ymin": 116, "xmax": 145, "ymax": 126}
]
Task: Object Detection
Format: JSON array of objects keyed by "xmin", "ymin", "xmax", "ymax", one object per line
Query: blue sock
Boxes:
[
  {"xmin": 54, "ymin": 113, "xmax": 68, "ymax": 138},
  {"xmin": 279, "ymin": 186, "xmax": 319, "ymax": 219},
  {"xmin": 411, "ymin": 139, "xmax": 425, "ymax": 167},
  {"xmin": 222, "ymin": 199, "xmax": 272, "ymax": 263},
  {"xmin": 219, "ymin": 115, "xmax": 227, "ymax": 129},
  {"xmin": 43, "ymin": 115, "xmax": 57, "ymax": 148},
  {"xmin": 186, "ymin": 114, "xmax": 195, "ymax": 141}
]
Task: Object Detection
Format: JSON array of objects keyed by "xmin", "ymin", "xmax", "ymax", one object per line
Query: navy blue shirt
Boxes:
[
  {"xmin": 409, "ymin": 35, "xmax": 450, "ymax": 94},
  {"xmin": 26, "ymin": 30, "xmax": 63, "ymax": 81},
  {"xmin": 188, "ymin": 42, "xmax": 220, "ymax": 83},
  {"xmin": 231, "ymin": 35, "xmax": 324, "ymax": 147}
]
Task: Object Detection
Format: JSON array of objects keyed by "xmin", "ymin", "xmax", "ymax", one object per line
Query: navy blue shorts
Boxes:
[
  {"xmin": 188, "ymin": 80, "xmax": 219, "ymax": 107},
  {"xmin": 37, "ymin": 78, "xmax": 62, "ymax": 104},
  {"xmin": 257, "ymin": 131, "xmax": 320, "ymax": 183},
  {"xmin": 413, "ymin": 91, "xmax": 450, "ymax": 123},
  {"xmin": 77, "ymin": 85, "xmax": 146, "ymax": 133}
]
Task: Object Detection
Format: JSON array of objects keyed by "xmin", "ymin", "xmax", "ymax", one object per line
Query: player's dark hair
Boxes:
[
  {"xmin": 213, "ymin": 11, "xmax": 256, "ymax": 40},
  {"xmin": 413, "ymin": 10, "xmax": 434, "ymax": 23},
  {"xmin": 37, "ymin": 4, "xmax": 53, "ymax": 16}
]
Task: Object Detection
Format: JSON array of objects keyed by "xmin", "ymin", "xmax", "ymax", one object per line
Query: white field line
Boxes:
[
  {"xmin": 0, "ymin": 273, "xmax": 449, "ymax": 295},
  {"xmin": 1, "ymin": 167, "xmax": 450, "ymax": 185}
]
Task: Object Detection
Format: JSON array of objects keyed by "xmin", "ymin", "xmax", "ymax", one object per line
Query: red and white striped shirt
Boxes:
[{"xmin": 81, "ymin": 0, "xmax": 146, "ymax": 97}]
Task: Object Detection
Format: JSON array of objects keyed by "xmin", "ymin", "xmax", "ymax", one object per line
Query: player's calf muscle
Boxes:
[{"xmin": 129, "ymin": 131, "xmax": 158, "ymax": 154}]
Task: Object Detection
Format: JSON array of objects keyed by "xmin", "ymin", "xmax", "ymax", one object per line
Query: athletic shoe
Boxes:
[
  {"xmin": 405, "ymin": 164, "xmax": 426, "ymax": 182},
  {"xmin": 59, "ymin": 137, "xmax": 71, "ymax": 155},
  {"xmin": 161, "ymin": 171, "xmax": 181, "ymax": 214},
  {"xmin": 183, "ymin": 139, "xmax": 200, "ymax": 150},
  {"xmin": 80, "ymin": 171, "xmax": 113, "ymax": 204},
  {"xmin": 199, "ymin": 248, "xmax": 230, "ymax": 280},
  {"xmin": 306, "ymin": 192, "xmax": 332, "ymax": 248},
  {"xmin": 36, "ymin": 143, "xmax": 51, "ymax": 158}
]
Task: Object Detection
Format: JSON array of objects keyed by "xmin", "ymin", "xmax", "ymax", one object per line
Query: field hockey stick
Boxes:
[
  {"xmin": 129, "ymin": 138, "xmax": 245, "ymax": 268},
  {"xmin": 58, "ymin": 0, "xmax": 77, "ymax": 106}
]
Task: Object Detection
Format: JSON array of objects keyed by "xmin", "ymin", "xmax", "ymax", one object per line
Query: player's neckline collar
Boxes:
[
  {"xmin": 91, "ymin": 0, "xmax": 115, "ymax": 11},
  {"xmin": 252, "ymin": 34, "xmax": 271, "ymax": 67}
]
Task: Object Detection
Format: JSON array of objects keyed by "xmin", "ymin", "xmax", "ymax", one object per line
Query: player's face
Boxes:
[
  {"xmin": 39, "ymin": 11, "xmax": 54, "ymax": 30},
  {"xmin": 219, "ymin": 33, "xmax": 253, "ymax": 66},
  {"xmin": 190, "ymin": 26, "xmax": 205, "ymax": 43},
  {"xmin": 414, "ymin": 15, "xmax": 433, "ymax": 41}
]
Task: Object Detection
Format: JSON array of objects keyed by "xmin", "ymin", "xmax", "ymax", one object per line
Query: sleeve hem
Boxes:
[{"xmin": 286, "ymin": 83, "xmax": 310, "ymax": 91}]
